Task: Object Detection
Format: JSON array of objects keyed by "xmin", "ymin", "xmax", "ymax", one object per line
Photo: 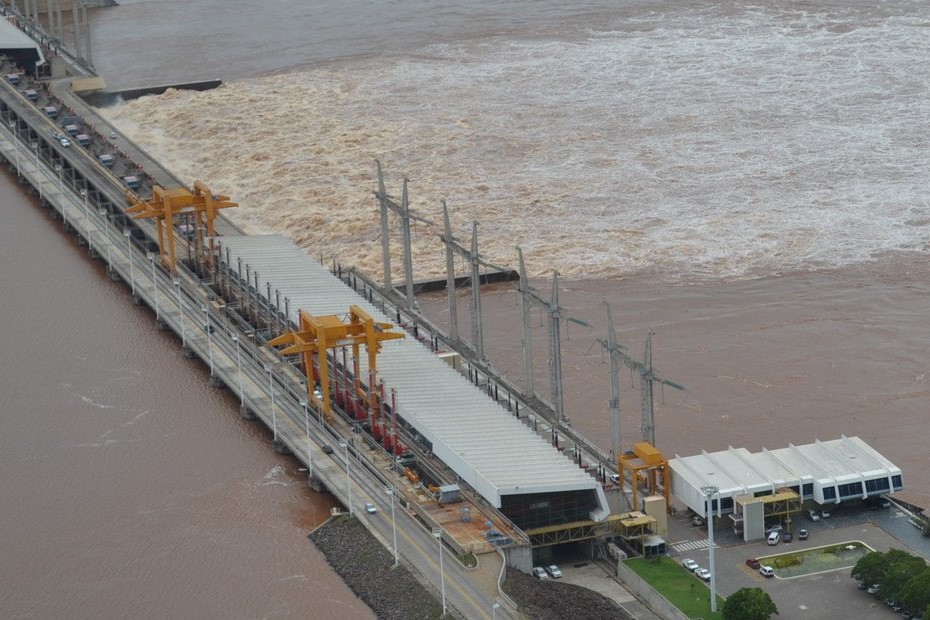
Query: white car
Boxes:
[
  {"xmin": 58, "ymin": 136, "xmax": 71, "ymax": 147},
  {"xmin": 759, "ymin": 565, "xmax": 775, "ymax": 578},
  {"xmin": 364, "ymin": 502, "xmax": 377, "ymax": 514},
  {"xmin": 681, "ymin": 558, "xmax": 700, "ymax": 572},
  {"xmin": 695, "ymin": 568, "xmax": 711, "ymax": 582},
  {"xmin": 545, "ymin": 564, "xmax": 562, "ymax": 579},
  {"xmin": 532, "ymin": 566, "xmax": 549, "ymax": 580}
]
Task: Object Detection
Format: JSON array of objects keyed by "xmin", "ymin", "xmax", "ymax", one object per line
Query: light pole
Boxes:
[
  {"xmin": 123, "ymin": 228, "xmax": 135, "ymax": 295},
  {"xmin": 79, "ymin": 188, "xmax": 89, "ymax": 228},
  {"xmin": 300, "ymin": 398, "xmax": 311, "ymax": 467},
  {"xmin": 432, "ymin": 527, "xmax": 447, "ymax": 616},
  {"xmin": 701, "ymin": 484, "xmax": 719, "ymax": 613},
  {"xmin": 173, "ymin": 278, "xmax": 186, "ymax": 346},
  {"xmin": 98, "ymin": 208, "xmax": 111, "ymax": 268},
  {"xmin": 492, "ymin": 603, "xmax": 500, "ymax": 620},
  {"xmin": 202, "ymin": 304, "xmax": 214, "ymax": 376},
  {"xmin": 339, "ymin": 439, "xmax": 352, "ymax": 515},
  {"xmin": 9, "ymin": 121, "xmax": 19, "ymax": 175},
  {"xmin": 147, "ymin": 252, "xmax": 160, "ymax": 319},
  {"xmin": 264, "ymin": 363, "xmax": 277, "ymax": 441},
  {"xmin": 31, "ymin": 141, "xmax": 40, "ymax": 201},
  {"xmin": 55, "ymin": 163, "xmax": 65, "ymax": 228},
  {"xmin": 386, "ymin": 485, "xmax": 398, "ymax": 567},
  {"xmin": 232, "ymin": 334, "xmax": 243, "ymax": 406}
]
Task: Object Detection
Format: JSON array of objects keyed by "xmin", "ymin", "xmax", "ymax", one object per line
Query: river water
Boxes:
[{"xmin": 3, "ymin": 0, "xmax": 930, "ymax": 617}]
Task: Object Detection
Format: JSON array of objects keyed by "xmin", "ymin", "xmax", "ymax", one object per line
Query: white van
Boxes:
[{"xmin": 767, "ymin": 531, "xmax": 780, "ymax": 545}]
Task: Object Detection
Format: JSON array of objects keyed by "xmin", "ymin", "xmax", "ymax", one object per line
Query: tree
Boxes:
[
  {"xmin": 722, "ymin": 587, "xmax": 778, "ymax": 620},
  {"xmin": 884, "ymin": 555, "xmax": 927, "ymax": 601},
  {"xmin": 898, "ymin": 568, "xmax": 930, "ymax": 614},
  {"xmin": 851, "ymin": 551, "xmax": 887, "ymax": 586},
  {"xmin": 851, "ymin": 548, "xmax": 925, "ymax": 595}
]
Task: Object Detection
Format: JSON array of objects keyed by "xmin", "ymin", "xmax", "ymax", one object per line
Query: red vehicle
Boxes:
[{"xmin": 746, "ymin": 558, "xmax": 760, "ymax": 570}]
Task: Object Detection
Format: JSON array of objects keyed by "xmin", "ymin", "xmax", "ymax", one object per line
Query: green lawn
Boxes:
[{"xmin": 626, "ymin": 556, "xmax": 724, "ymax": 619}]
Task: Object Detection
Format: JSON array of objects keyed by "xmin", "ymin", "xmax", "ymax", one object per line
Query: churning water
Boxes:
[{"xmin": 101, "ymin": 1, "xmax": 930, "ymax": 282}]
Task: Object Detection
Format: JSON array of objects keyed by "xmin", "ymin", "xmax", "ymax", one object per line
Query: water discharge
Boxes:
[{"xmin": 101, "ymin": 1, "xmax": 930, "ymax": 283}]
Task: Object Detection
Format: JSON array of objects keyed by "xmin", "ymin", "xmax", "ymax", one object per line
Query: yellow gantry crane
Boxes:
[
  {"xmin": 125, "ymin": 181, "xmax": 237, "ymax": 273},
  {"xmin": 269, "ymin": 305, "xmax": 405, "ymax": 421}
]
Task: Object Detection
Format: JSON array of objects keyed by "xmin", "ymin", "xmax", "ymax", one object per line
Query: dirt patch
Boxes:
[
  {"xmin": 309, "ymin": 515, "xmax": 444, "ymax": 619},
  {"xmin": 503, "ymin": 567, "xmax": 633, "ymax": 620}
]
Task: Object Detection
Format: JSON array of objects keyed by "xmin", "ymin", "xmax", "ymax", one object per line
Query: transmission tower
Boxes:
[
  {"xmin": 440, "ymin": 201, "xmax": 508, "ymax": 360},
  {"xmin": 374, "ymin": 160, "xmax": 434, "ymax": 309},
  {"xmin": 516, "ymin": 247, "xmax": 589, "ymax": 423},
  {"xmin": 597, "ymin": 304, "xmax": 684, "ymax": 447}
]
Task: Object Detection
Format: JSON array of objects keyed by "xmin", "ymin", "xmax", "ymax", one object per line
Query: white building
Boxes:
[{"xmin": 669, "ymin": 436, "xmax": 903, "ymax": 518}]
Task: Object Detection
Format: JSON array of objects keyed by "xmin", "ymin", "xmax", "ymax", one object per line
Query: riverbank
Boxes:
[
  {"xmin": 308, "ymin": 515, "xmax": 445, "ymax": 619},
  {"xmin": 502, "ymin": 567, "xmax": 632, "ymax": 619}
]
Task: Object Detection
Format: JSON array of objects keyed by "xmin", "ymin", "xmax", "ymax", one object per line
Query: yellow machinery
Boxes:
[
  {"xmin": 269, "ymin": 305, "xmax": 404, "ymax": 421},
  {"xmin": 125, "ymin": 181, "xmax": 237, "ymax": 273},
  {"xmin": 618, "ymin": 442, "xmax": 670, "ymax": 513}
]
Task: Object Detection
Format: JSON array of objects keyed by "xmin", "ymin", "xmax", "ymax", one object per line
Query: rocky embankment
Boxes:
[
  {"xmin": 503, "ymin": 567, "xmax": 633, "ymax": 620},
  {"xmin": 311, "ymin": 515, "xmax": 631, "ymax": 619},
  {"xmin": 309, "ymin": 515, "xmax": 444, "ymax": 619}
]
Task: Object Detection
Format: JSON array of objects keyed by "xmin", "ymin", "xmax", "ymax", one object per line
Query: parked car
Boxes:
[
  {"xmin": 782, "ymin": 531, "xmax": 793, "ymax": 543},
  {"xmin": 759, "ymin": 565, "xmax": 775, "ymax": 578},
  {"xmin": 322, "ymin": 444, "xmax": 333, "ymax": 454},
  {"xmin": 767, "ymin": 531, "xmax": 780, "ymax": 546},
  {"xmin": 798, "ymin": 528, "xmax": 809, "ymax": 540},
  {"xmin": 545, "ymin": 565, "xmax": 562, "ymax": 579},
  {"xmin": 364, "ymin": 502, "xmax": 377, "ymax": 514},
  {"xmin": 690, "ymin": 515, "xmax": 705, "ymax": 526},
  {"xmin": 695, "ymin": 568, "xmax": 711, "ymax": 582},
  {"xmin": 806, "ymin": 508, "xmax": 821, "ymax": 521},
  {"xmin": 58, "ymin": 136, "xmax": 71, "ymax": 147},
  {"xmin": 867, "ymin": 584, "xmax": 881, "ymax": 595},
  {"xmin": 533, "ymin": 566, "xmax": 549, "ymax": 580},
  {"xmin": 682, "ymin": 558, "xmax": 700, "ymax": 572},
  {"xmin": 819, "ymin": 508, "xmax": 831, "ymax": 519},
  {"xmin": 765, "ymin": 524, "xmax": 783, "ymax": 535},
  {"xmin": 745, "ymin": 558, "xmax": 760, "ymax": 569}
]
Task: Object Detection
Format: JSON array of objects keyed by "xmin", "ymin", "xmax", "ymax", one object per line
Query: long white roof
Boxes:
[
  {"xmin": 221, "ymin": 235, "xmax": 608, "ymax": 514},
  {"xmin": 670, "ymin": 435, "xmax": 901, "ymax": 496}
]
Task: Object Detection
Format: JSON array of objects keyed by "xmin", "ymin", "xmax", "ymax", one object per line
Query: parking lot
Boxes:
[{"xmin": 667, "ymin": 503, "xmax": 929, "ymax": 618}]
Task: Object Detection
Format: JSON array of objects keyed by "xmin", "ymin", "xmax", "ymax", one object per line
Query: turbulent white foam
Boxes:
[{"xmin": 100, "ymin": 2, "xmax": 930, "ymax": 282}]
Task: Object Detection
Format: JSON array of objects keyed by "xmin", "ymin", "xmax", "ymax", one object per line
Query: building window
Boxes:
[
  {"xmin": 838, "ymin": 482, "xmax": 863, "ymax": 498},
  {"xmin": 892, "ymin": 475, "xmax": 903, "ymax": 490},
  {"xmin": 802, "ymin": 483, "xmax": 814, "ymax": 497},
  {"xmin": 823, "ymin": 487, "xmax": 836, "ymax": 501}
]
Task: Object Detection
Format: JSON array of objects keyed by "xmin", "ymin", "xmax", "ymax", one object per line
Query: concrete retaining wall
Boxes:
[{"xmin": 615, "ymin": 560, "xmax": 690, "ymax": 620}]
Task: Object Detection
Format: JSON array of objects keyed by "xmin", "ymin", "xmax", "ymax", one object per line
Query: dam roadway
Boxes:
[{"xmin": 0, "ymin": 70, "xmax": 519, "ymax": 618}]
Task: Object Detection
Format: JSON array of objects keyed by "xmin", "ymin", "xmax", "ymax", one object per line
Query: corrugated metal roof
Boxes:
[
  {"xmin": 221, "ymin": 235, "xmax": 606, "ymax": 512},
  {"xmin": 670, "ymin": 435, "xmax": 901, "ymax": 496}
]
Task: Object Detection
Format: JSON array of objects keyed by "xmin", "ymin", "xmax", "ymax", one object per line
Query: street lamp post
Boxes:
[
  {"xmin": 31, "ymin": 141, "xmax": 40, "ymax": 202},
  {"xmin": 202, "ymin": 305, "xmax": 214, "ymax": 376},
  {"xmin": 173, "ymin": 278, "xmax": 186, "ymax": 346},
  {"xmin": 98, "ymin": 208, "xmax": 111, "ymax": 268},
  {"xmin": 79, "ymin": 188, "xmax": 89, "ymax": 229},
  {"xmin": 55, "ymin": 164, "xmax": 65, "ymax": 228},
  {"xmin": 9, "ymin": 121, "xmax": 20, "ymax": 176},
  {"xmin": 386, "ymin": 485, "xmax": 398, "ymax": 567},
  {"xmin": 701, "ymin": 484, "xmax": 719, "ymax": 613},
  {"xmin": 339, "ymin": 439, "xmax": 352, "ymax": 516},
  {"xmin": 232, "ymin": 335, "xmax": 243, "ymax": 407},
  {"xmin": 300, "ymin": 398, "xmax": 311, "ymax": 467},
  {"xmin": 432, "ymin": 527, "xmax": 447, "ymax": 616},
  {"xmin": 147, "ymin": 252, "xmax": 160, "ymax": 319},
  {"xmin": 123, "ymin": 228, "xmax": 135, "ymax": 295},
  {"xmin": 264, "ymin": 363, "xmax": 277, "ymax": 441}
]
